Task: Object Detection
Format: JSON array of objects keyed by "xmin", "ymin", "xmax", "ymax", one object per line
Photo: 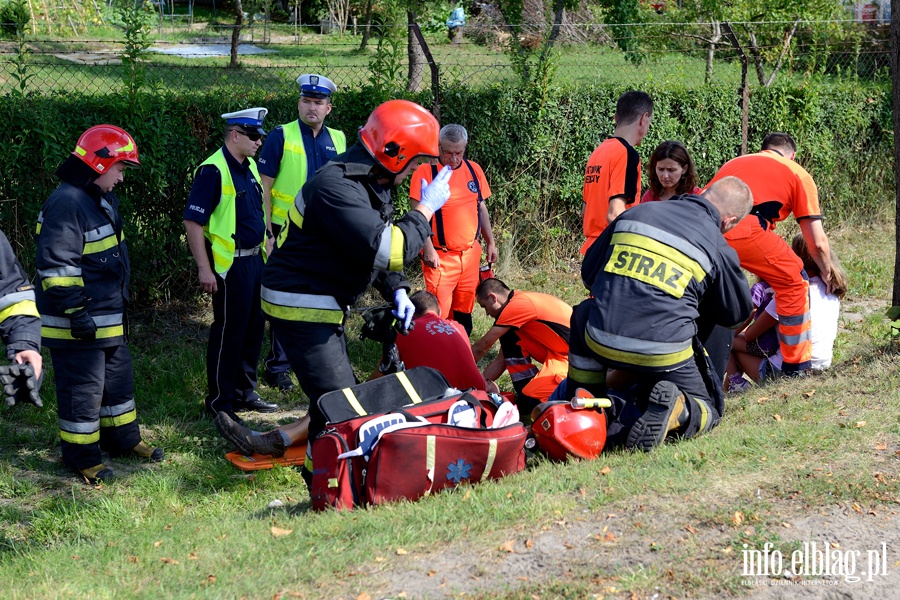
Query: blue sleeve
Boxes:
[
  {"xmin": 184, "ymin": 165, "xmax": 221, "ymax": 225},
  {"xmin": 257, "ymin": 127, "xmax": 286, "ymax": 178}
]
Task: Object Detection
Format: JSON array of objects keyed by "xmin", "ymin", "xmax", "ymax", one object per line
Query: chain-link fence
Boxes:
[{"xmin": 0, "ymin": 19, "xmax": 890, "ymax": 96}]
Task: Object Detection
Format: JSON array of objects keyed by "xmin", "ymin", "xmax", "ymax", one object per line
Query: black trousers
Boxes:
[
  {"xmin": 263, "ymin": 224, "xmax": 291, "ymax": 377},
  {"xmin": 270, "ymin": 318, "xmax": 357, "ymax": 440},
  {"xmin": 567, "ymin": 300, "xmax": 724, "ymax": 447},
  {"xmin": 52, "ymin": 345, "xmax": 142, "ymax": 470},
  {"xmin": 205, "ymin": 253, "xmax": 265, "ymax": 414}
]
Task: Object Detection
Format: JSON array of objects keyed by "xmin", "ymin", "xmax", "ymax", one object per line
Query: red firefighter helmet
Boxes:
[
  {"xmin": 530, "ymin": 402, "xmax": 607, "ymax": 461},
  {"xmin": 358, "ymin": 100, "xmax": 439, "ymax": 174},
  {"xmin": 72, "ymin": 125, "xmax": 140, "ymax": 174}
]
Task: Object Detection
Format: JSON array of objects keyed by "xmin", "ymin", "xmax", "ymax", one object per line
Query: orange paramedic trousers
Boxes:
[{"xmin": 422, "ymin": 241, "xmax": 481, "ymax": 318}]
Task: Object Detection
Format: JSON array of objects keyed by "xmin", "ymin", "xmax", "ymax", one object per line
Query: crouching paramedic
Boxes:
[
  {"xmin": 257, "ymin": 100, "xmax": 452, "ymax": 480},
  {"xmin": 565, "ymin": 177, "xmax": 753, "ymax": 451},
  {"xmin": 471, "ymin": 278, "xmax": 572, "ymax": 416},
  {"xmin": 36, "ymin": 125, "xmax": 163, "ymax": 483}
]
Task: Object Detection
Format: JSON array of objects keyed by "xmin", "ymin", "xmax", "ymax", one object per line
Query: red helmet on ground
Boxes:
[
  {"xmin": 359, "ymin": 100, "xmax": 439, "ymax": 174},
  {"xmin": 530, "ymin": 402, "xmax": 607, "ymax": 461},
  {"xmin": 72, "ymin": 125, "xmax": 140, "ymax": 174}
]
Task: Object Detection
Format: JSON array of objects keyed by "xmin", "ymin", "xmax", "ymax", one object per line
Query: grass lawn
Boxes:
[{"xmin": 0, "ymin": 222, "xmax": 897, "ymax": 599}]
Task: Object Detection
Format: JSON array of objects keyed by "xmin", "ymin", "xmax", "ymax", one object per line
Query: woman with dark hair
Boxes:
[{"xmin": 640, "ymin": 140, "xmax": 700, "ymax": 202}]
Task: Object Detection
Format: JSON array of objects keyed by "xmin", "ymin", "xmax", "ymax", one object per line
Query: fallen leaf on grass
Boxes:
[
  {"xmin": 804, "ymin": 390, "xmax": 816, "ymax": 398},
  {"xmin": 721, "ymin": 546, "xmax": 734, "ymax": 554},
  {"xmin": 71, "ymin": 555, "xmax": 80, "ymax": 560},
  {"xmin": 426, "ymin": 570, "xmax": 436, "ymax": 577},
  {"xmin": 396, "ymin": 548, "xmax": 408, "ymax": 556},
  {"xmin": 355, "ymin": 593, "xmax": 371, "ymax": 600},
  {"xmin": 164, "ymin": 524, "xmax": 173, "ymax": 531},
  {"xmin": 153, "ymin": 541, "xmax": 163, "ymax": 548},
  {"xmin": 853, "ymin": 503, "xmax": 862, "ymax": 513},
  {"xmin": 600, "ymin": 466, "xmax": 611, "ymax": 475},
  {"xmin": 498, "ymin": 540, "xmax": 515, "ymax": 553},
  {"xmin": 731, "ymin": 511, "xmax": 744, "ymax": 525},
  {"xmin": 206, "ymin": 575, "xmax": 216, "ymax": 585},
  {"xmin": 525, "ymin": 539, "xmax": 534, "ymax": 549},
  {"xmin": 270, "ymin": 527, "xmax": 293, "ymax": 538},
  {"xmin": 517, "ymin": 576, "xmax": 528, "ymax": 582},
  {"xmin": 684, "ymin": 525, "xmax": 696, "ymax": 535},
  {"xmin": 563, "ymin": 541, "xmax": 574, "ymax": 549},
  {"xmin": 773, "ymin": 414, "xmax": 782, "ymax": 422},
  {"xmin": 875, "ymin": 442, "xmax": 888, "ymax": 450},
  {"xmin": 756, "ymin": 396, "xmax": 769, "ymax": 404},
  {"xmin": 188, "ymin": 552, "xmax": 198, "ymax": 560},
  {"xmin": 127, "ymin": 556, "xmax": 139, "ymax": 563},
  {"xmin": 830, "ymin": 542, "xmax": 841, "ymax": 549},
  {"xmin": 462, "ymin": 489, "xmax": 471, "ymax": 501},
  {"xmin": 161, "ymin": 557, "xmax": 180, "ymax": 565},
  {"xmin": 602, "ymin": 532, "xmax": 616, "ymax": 542},
  {"xmin": 374, "ymin": 557, "xmax": 385, "ymax": 563},
  {"xmin": 781, "ymin": 522, "xmax": 792, "ymax": 528},
  {"xmin": 856, "ymin": 421, "xmax": 867, "ymax": 428}
]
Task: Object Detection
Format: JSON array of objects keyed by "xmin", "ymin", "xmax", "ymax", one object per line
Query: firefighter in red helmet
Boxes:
[
  {"xmin": 215, "ymin": 100, "xmax": 452, "ymax": 486},
  {"xmin": 35, "ymin": 125, "xmax": 163, "ymax": 484}
]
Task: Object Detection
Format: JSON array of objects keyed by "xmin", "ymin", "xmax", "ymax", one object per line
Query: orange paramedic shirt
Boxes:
[
  {"xmin": 708, "ymin": 149, "xmax": 821, "ymax": 239},
  {"xmin": 494, "ymin": 290, "xmax": 572, "ymax": 364},
  {"xmin": 410, "ymin": 160, "xmax": 492, "ymax": 252},
  {"xmin": 581, "ymin": 137, "xmax": 641, "ymax": 254}
]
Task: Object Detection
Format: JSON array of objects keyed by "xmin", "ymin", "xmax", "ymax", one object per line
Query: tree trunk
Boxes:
[
  {"xmin": 722, "ymin": 22, "xmax": 749, "ymax": 155},
  {"xmin": 705, "ymin": 21, "xmax": 720, "ymax": 84},
  {"xmin": 406, "ymin": 10, "xmax": 424, "ymax": 92},
  {"xmin": 358, "ymin": 0, "xmax": 374, "ymax": 51},
  {"xmin": 230, "ymin": 0, "xmax": 243, "ymax": 68},
  {"xmin": 538, "ymin": 0, "xmax": 565, "ymax": 65},
  {"xmin": 891, "ymin": 0, "xmax": 900, "ymax": 306}
]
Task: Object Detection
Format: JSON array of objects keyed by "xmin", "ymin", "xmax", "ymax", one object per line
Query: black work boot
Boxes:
[
  {"xmin": 625, "ymin": 381, "xmax": 688, "ymax": 452},
  {"xmin": 130, "ymin": 441, "xmax": 165, "ymax": 462},
  {"xmin": 215, "ymin": 411, "xmax": 286, "ymax": 457},
  {"xmin": 78, "ymin": 463, "xmax": 115, "ymax": 484}
]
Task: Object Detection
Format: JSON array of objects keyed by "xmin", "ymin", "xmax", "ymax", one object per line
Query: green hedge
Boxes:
[{"xmin": 0, "ymin": 79, "xmax": 891, "ymax": 304}]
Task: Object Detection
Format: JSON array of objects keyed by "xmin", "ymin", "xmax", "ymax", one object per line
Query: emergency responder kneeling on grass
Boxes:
[
  {"xmin": 471, "ymin": 278, "xmax": 572, "ymax": 417},
  {"xmin": 563, "ymin": 177, "xmax": 753, "ymax": 452},
  {"xmin": 36, "ymin": 125, "xmax": 163, "ymax": 483},
  {"xmin": 242, "ymin": 99, "xmax": 451, "ymax": 485}
]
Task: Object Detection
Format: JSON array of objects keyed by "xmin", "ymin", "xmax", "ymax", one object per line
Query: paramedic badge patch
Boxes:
[
  {"xmin": 446, "ymin": 459, "xmax": 473, "ymax": 483},
  {"xmin": 468, "ymin": 181, "xmax": 478, "ymax": 193}
]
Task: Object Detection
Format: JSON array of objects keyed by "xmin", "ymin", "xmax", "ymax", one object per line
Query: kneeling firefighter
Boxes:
[
  {"xmin": 258, "ymin": 100, "xmax": 453, "ymax": 484},
  {"xmin": 36, "ymin": 125, "xmax": 163, "ymax": 483}
]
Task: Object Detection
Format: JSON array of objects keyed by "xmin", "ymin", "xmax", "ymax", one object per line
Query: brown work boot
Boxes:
[
  {"xmin": 215, "ymin": 411, "xmax": 286, "ymax": 457},
  {"xmin": 626, "ymin": 381, "xmax": 688, "ymax": 452},
  {"xmin": 79, "ymin": 463, "xmax": 115, "ymax": 484},
  {"xmin": 130, "ymin": 441, "xmax": 164, "ymax": 462}
]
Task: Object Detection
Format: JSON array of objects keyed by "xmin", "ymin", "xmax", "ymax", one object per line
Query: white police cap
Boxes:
[
  {"xmin": 221, "ymin": 107, "xmax": 268, "ymax": 135},
  {"xmin": 296, "ymin": 73, "xmax": 336, "ymax": 98}
]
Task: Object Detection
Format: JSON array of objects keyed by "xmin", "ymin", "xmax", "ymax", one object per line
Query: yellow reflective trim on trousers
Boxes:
[
  {"xmin": 584, "ymin": 330, "xmax": 693, "ymax": 369},
  {"xmin": 83, "ymin": 236, "xmax": 118, "ymax": 255},
  {"xmin": 480, "ymin": 439, "xmax": 497, "ymax": 482},
  {"xmin": 342, "ymin": 388, "xmax": 366, "ymax": 416},
  {"xmin": 99, "ymin": 409, "xmax": 137, "ymax": 428},
  {"xmin": 610, "ymin": 232, "xmax": 706, "ymax": 282},
  {"xmin": 0, "ymin": 299, "xmax": 39, "ymax": 321},
  {"xmin": 35, "ymin": 222, "xmax": 42, "ymax": 234},
  {"xmin": 261, "ymin": 300, "xmax": 343, "ymax": 324},
  {"xmin": 696, "ymin": 398, "xmax": 710, "ymax": 433},
  {"xmin": 60, "ymin": 430, "xmax": 100, "ymax": 444},
  {"xmin": 388, "ymin": 225, "xmax": 404, "ymax": 272},
  {"xmin": 41, "ymin": 325, "xmax": 124, "ymax": 340},
  {"xmin": 395, "ymin": 371, "xmax": 421, "ymax": 404},
  {"xmin": 42, "ymin": 277, "xmax": 84, "ymax": 291},
  {"xmin": 567, "ymin": 365, "xmax": 606, "ymax": 384}
]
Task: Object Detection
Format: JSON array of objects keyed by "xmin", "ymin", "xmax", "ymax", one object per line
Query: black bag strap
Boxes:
[
  {"xmin": 429, "ymin": 164, "xmax": 448, "ymax": 250},
  {"xmin": 464, "ymin": 159, "xmax": 484, "ymax": 244}
]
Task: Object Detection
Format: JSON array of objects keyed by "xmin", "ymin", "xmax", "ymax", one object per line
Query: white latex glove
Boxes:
[
  {"xmin": 418, "ymin": 165, "xmax": 453, "ymax": 213},
  {"xmin": 392, "ymin": 289, "xmax": 415, "ymax": 330}
]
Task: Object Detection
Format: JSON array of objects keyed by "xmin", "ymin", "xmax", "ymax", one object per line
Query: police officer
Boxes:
[
  {"xmin": 251, "ymin": 100, "xmax": 452, "ymax": 478},
  {"xmin": 564, "ymin": 177, "xmax": 753, "ymax": 452},
  {"xmin": 185, "ymin": 108, "xmax": 280, "ymax": 422},
  {"xmin": 257, "ymin": 74, "xmax": 347, "ymax": 391},
  {"xmin": 36, "ymin": 125, "xmax": 162, "ymax": 483}
]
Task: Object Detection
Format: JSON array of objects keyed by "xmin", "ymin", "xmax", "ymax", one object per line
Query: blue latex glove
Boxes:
[
  {"xmin": 418, "ymin": 165, "xmax": 453, "ymax": 214},
  {"xmin": 392, "ymin": 289, "xmax": 415, "ymax": 330}
]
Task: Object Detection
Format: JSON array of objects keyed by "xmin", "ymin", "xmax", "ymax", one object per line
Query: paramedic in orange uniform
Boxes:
[
  {"xmin": 707, "ymin": 133, "xmax": 838, "ymax": 375},
  {"xmin": 581, "ymin": 90, "xmax": 653, "ymax": 254},
  {"xmin": 472, "ymin": 278, "xmax": 571, "ymax": 415},
  {"xmin": 410, "ymin": 124, "xmax": 497, "ymax": 335}
]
